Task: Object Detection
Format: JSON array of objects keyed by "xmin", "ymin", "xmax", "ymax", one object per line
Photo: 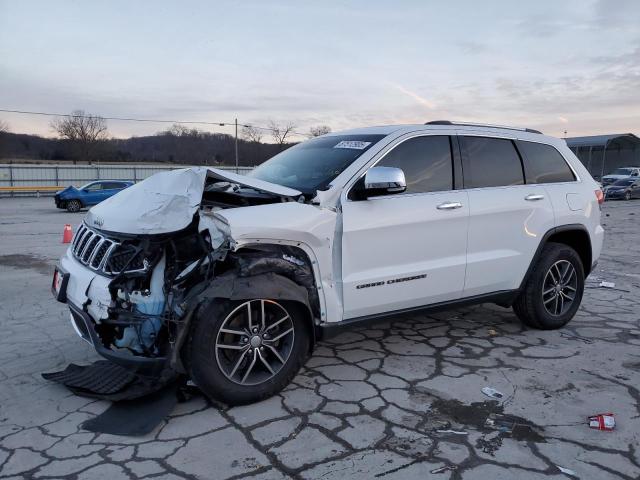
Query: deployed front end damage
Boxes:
[{"xmin": 50, "ymin": 167, "xmax": 325, "ymax": 400}]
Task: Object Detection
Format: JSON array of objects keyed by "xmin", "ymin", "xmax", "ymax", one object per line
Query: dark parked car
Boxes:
[
  {"xmin": 54, "ymin": 181, "xmax": 133, "ymax": 212},
  {"xmin": 604, "ymin": 178, "xmax": 640, "ymax": 201}
]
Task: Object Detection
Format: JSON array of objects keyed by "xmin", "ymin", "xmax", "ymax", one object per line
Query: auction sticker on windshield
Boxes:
[{"xmin": 334, "ymin": 140, "xmax": 371, "ymax": 150}]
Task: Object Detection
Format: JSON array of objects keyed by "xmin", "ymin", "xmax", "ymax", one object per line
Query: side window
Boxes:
[
  {"xmin": 376, "ymin": 136, "xmax": 453, "ymax": 194},
  {"xmin": 84, "ymin": 183, "xmax": 102, "ymax": 191},
  {"xmin": 461, "ymin": 136, "xmax": 524, "ymax": 188},
  {"xmin": 103, "ymin": 182, "xmax": 123, "ymax": 189},
  {"xmin": 517, "ymin": 141, "xmax": 576, "ymax": 183}
]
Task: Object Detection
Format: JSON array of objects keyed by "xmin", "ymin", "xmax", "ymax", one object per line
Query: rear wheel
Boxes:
[
  {"xmin": 513, "ymin": 242, "xmax": 584, "ymax": 330},
  {"xmin": 66, "ymin": 199, "xmax": 82, "ymax": 212},
  {"xmin": 189, "ymin": 298, "xmax": 310, "ymax": 405}
]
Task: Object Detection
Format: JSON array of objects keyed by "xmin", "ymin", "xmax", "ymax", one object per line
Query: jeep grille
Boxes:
[{"xmin": 71, "ymin": 224, "xmax": 145, "ymax": 275}]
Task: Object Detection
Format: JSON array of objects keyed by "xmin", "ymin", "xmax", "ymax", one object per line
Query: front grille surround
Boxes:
[{"xmin": 71, "ymin": 224, "xmax": 146, "ymax": 275}]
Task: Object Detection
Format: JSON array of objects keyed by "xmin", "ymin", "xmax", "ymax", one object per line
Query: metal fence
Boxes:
[{"xmin": 0, "ymin": 163, "xmax": 254, "ymax": 197}]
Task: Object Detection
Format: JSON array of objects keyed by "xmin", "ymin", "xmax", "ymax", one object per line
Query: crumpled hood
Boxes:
[
  {"xmin": 85, "ymin": 167, "xmax": 301, "ymax": 234},
  {"xmin": 56, "ymin": 186, "xmax": 78, "ymax": 197}
]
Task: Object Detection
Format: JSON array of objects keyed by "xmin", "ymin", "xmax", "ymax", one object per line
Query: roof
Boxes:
[{"xmin": 565, "ymin": 133, "xmax": 640, "ymax": 148}]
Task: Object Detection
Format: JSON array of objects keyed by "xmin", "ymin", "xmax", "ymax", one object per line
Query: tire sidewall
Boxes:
[
  {"xmin": 530, "ymin": 244, "xmax": 585, "ymax": 329},
  {"xmin": 189, "ymin": 298, "xmax": 309, "ymax": 405}
]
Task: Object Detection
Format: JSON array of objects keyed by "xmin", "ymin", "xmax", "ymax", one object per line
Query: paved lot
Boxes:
[{"xmin": 1, "ymin": 197, "xmax": 639, "ymax": 479}]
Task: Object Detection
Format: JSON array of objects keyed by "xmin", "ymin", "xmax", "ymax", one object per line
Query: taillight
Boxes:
[{"xmin": 595, "ymin": 189, "xmax": 604, "ymax": 206}]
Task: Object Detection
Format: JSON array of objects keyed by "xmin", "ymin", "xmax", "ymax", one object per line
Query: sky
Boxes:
[{"xmin": 0, "ymin": 0, "xmax": 639, "ymax": 140}]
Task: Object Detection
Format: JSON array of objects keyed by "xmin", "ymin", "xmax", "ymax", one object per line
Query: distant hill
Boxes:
[{"xmin": 0, "ymin": 130, "xmax": 291, "ymax": 166}]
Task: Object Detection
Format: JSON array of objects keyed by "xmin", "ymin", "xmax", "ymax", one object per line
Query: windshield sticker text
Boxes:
[{"xmin": 334, "ymin": 141, "xmax": 371, "ymax": 150}]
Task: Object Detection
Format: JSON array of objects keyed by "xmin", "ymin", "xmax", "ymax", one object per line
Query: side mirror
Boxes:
[{"xmin": 362, "ymin": 166, "xmax": 406, "ymax": 198}]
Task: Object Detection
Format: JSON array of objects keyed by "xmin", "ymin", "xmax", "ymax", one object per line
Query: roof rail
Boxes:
[{"xmin": 425, "ymin": 120, "xmax": 542, "ymax": 135}]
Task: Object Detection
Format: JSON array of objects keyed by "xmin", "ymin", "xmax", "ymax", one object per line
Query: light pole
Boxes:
[{"xmin": 235, "ymin": 118, "xmax": 239, "ymax": 173}]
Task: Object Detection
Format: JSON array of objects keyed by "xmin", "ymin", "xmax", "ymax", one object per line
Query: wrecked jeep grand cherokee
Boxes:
[{"xmin": 53, "ymin": 122, "xmax": 604, "ymax": 405}]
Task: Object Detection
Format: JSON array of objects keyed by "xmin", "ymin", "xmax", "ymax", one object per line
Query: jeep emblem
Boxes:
[{"xmin": 93, "ymin": 217, "xmax": 104, "ymax": 227}]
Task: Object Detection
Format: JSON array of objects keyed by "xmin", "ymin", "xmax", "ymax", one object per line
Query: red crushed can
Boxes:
[{"xmin": 588, "ymin": 413, "xmax": 615, "ymax": 431}]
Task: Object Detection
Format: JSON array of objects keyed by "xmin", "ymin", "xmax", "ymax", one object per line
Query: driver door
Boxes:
[{"xmin": 340, "ymin": 135, "xmax": 469, "ymax": 319}]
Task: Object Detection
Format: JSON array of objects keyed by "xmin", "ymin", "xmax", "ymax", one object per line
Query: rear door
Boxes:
[
  {"xmin": 460, "ymin": 134, "xmax": 555, "ymax": 296},
  {"xmin": 340, "ymin": 134, "xmax": 469, "ymax": 319}
]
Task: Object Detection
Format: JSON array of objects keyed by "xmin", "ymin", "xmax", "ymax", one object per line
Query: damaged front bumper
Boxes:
[
  {"xmin": 67, "ymin": 302, "xmax": 167, "ymax": 374},
  {"xmin": 55, "ymin": 238, "xmax": 172, "ymax": 376}
]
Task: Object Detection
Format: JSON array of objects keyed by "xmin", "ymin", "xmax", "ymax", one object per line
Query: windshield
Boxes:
[
  {"xmin": 610, "ymin": 168, "xmax": 633, "ymax": 176},
  {"xmin": 79, "ymin": 182, "xmax": 97, "ymax": 190},
  {"xmin": 613, "ymin": 179, "xmax": 634, "ymax": 186},
  {"xmin": 248, "ymin": 134, "xmax": 386, "ymax": 193}
]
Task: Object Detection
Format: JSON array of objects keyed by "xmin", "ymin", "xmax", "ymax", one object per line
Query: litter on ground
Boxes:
[
  {"xmin": 481, "ymin": 387, "xmax": 504, "ymax": 399},
  {"xmin": 588, "ymin": 413, "xmax": 615, "ymax": 431}
]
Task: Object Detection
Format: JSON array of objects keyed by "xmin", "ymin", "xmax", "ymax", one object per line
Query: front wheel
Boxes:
[
  {"xmin": 66, "ymin": 199, "xmax": 82, "ymax": 212},
  {"xmin": 188, "ymin": 298, "xmax": 310, "ymax": 405},
  {"xmin": 624, "ymin": 191, "xmax": 632, "ymax": 201},
  {"xmin": 513, "ymin": 242, "xmax": 585, "ymax": 330}
]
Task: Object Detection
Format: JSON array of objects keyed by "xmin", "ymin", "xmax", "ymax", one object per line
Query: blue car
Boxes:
[{"xmin": 54, "ymin": 180, "xmax": 133, "ymax": 212}]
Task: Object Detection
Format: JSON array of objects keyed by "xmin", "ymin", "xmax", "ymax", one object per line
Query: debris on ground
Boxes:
[
  {"xmin": 488, "ymin": 328, "xmax": 498, "ymax": 336},
  {"xmin": 484, "ymin": 413, "xmax": 545, "ymax": 442},
  {"xmin": 430, "ymin": 465, "xmax": 458, "ymax": 474},
  {"xmin": 599, "ymin": 281, "xmax": 616, "ymax": 288},
  {"xmin": 588, "ymin": 413, "xmax": 615, "ymax": 431},
  {"xmin": 435, "ymin": 429, "xmax": 468, "ymax": 435},
  {"xmin": 481, "ymin": 387, "xmax": 504, "ymax": 399},
  {"xmin": 557, "ymin": 465, "xmax": 577, "ymax": 477}
]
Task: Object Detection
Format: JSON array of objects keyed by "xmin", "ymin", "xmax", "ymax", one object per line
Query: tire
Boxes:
[
  {"xmin": 188, "ymin": 298, "xmax": 310, "ymax": 405},
  {"xmin": 624, "ymin": 191, "xmax": 632, "ymax": 201},
  {"xmin": 66, "ymin": 199, "xmax": 82, "ymax": 212},
  {"xmin": 513, "ymin": 242, "xmax": 584, "ymax": 330}
]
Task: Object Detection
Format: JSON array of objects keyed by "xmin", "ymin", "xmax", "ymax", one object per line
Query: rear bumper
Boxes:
[{"xmin": 68, "ymin": 302, "xmax": 167, "ymax": 374}]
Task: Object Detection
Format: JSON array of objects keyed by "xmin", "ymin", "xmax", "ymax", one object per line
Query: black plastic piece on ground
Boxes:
[
  {"xmin": 81, "ymin": 384, "xmax": 178, "ymax": 436},
  {"xmin": 42, "ymin": 361, "xmax": 136, "ymax": 395}
]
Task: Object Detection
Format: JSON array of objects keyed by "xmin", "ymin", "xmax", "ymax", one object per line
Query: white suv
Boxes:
[{"xmin": 52, "ymin": 121, "xmax": 605, "ymax": 405}]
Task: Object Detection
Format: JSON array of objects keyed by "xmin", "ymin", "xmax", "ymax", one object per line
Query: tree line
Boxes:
[{"xmin": 0, "ymin": 111, "xmax": 331, "ymax": 166}]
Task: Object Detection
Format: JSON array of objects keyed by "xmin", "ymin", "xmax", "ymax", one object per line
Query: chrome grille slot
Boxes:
[
  {"xmin": 82, "ymin": 235, "xmax": 101, "ymax": 263},
  {"xmin": 76, "ymin": 230, "xmax": 93, "ymax": 257},
  {"xmin": 90, "ymin": 240, "xmax": 113, "ymax": 269}
]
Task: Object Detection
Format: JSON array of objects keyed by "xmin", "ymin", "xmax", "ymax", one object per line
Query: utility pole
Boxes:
[{"xmin": 234, "ymin": 118, "xmax": 239, "ymax": 173}]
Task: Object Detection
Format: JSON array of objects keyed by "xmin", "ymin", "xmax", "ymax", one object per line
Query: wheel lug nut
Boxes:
[
  {"xmin": 252, "ymin": 328, "xmax": 258, "ymax": 333},
  {"xmin": 242, "ymin": 337, "xmax": 248, "ymax": 343}
]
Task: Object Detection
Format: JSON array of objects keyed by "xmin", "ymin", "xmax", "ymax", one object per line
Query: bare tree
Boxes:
[
  {"xmin": 308, "ymin": 125, "xmax": 331, "ymax": 137},
  {"xmin": 241, "ymin": 125, "xmax": 263, "ymax": 143},
  {"xmin": 0, "ymin": 120, "xmax": 9, "ymax": 133},
  {"xmin": 50, "ymin": 110, "xmax": 108, "ymax": 164},
  {"xmin": 267, "ymin": 120, "xmax": 297, "ymax": 148}
]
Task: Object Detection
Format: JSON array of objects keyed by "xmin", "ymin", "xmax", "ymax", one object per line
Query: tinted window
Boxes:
[
  {"xmin": 102, "ymin": 182, "xmax": 126, "ymax": 189},
  {"xmin": 461, "ymin": 137, "xmax": 524, "ymax": 188},
  {"xmin": 518, "ymin": 141, "xmax": 575, "ymax": 183},
  {"xmin": 377, "ymin": 136, "xmax": 453, "ymax": 194}
]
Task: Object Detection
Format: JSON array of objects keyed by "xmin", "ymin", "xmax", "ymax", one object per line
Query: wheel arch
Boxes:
[
  {"xmin": 194, "ymin": 266, "xmax": 318, "ymax": 351},
  {"xmin": 519, "ymin": 224, "xmax": 593, "ymax": 292}
]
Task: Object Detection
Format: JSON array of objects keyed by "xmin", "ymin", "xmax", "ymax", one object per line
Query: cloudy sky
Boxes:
[{"xmin": 1, "ymin": 0, "xmax": 639, "ymax": 139}]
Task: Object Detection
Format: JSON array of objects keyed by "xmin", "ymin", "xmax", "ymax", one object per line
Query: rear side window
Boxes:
[
  {"xmin": 103, "ymin": 182, "xmax": 126, "ymax": 189},
  {"xmin": 377, "ymin": 135, "xmax": 453, "ymax": 194},
  {"xmin": 461, "ymin": 136, "xmax": 524, "ymax": 188},
  {"xmin": 517, "ymin": 141, "xmax": 576, "ymax": 183}
]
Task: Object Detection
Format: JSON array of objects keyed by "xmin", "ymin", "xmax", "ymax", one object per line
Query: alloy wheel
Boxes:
[
  {"xmin": 542, "ymin": 260, "xmax": 578, "ymax": 316},
  {"xmin": 215, "ymin": 299, "xmax": 295, "ymax": 386}
]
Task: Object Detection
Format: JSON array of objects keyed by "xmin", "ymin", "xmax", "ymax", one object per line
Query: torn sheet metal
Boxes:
[{"xmin": 86, "ymin": 167, "xmax": 302, "ymax": 235}]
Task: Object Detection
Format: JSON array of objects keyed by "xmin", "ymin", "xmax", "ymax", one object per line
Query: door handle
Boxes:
[
  {"xmin": 525, "ymin": 194, "xmax": 545, "ymax": 201},
  {"xmin": 437, "ymin": 201, "xmax": 463, "ymax": 210}
]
